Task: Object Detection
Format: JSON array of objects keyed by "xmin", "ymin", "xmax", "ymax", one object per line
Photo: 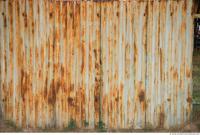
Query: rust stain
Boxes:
[
  {"xmin": 20, "ymin": 70, "xmax": 30, "ymax": 102},
  {"xmin": 186, "ymin": 68, "xmax": 191, "ymax": 78},
  {"xmin": 159, "ymin": 48, "xmax": 163, "ymax": 80},
  {"xmin": 159, "ymin": 112, "xmax": 165, "ymax": 128},
  {"xmin": 115, "ymin": 97, "xmax": 119, "ymax": 102},
  {"xmin": 23, "ymin": 12, "xmax": 28, "ymax": 27},
  {"xmin": 48, "ymin": 80, "xmax": 57, "ymax": 106},
  {"xmin": 3, "ymin": 14, "xmax": 6, "ymax": 27},
  {"xmin": 138, "ymin": 90, "xmax": 145, "ymax": 103},
  {"xmin": 0, "ymin": 0, "xmax": 194, "ymax": 129},
  {"xmin": 173, "ymin": 69, "xmax": 178, "ymax": 80},
  {"xmin": 186, "ymin": 97, "xmax": 192, "ymax": 103},
  {"xmin": 67, "ymin": 97, "xmax": 74, "ymax": 106},
  {"xmin": 167, "ymin": 98, "xmax": 171, "ymax": 102},
  {"xmin": 137, "ymin": 81, "xmax": 145, "ymax": 103}
]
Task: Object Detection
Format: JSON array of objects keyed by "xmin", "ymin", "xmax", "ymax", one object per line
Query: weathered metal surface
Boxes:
[{"xmin": 0, "ymin": 0, "xmax": 193, "ymax": 130}]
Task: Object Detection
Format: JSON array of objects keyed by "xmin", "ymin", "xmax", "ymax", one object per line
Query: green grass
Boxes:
[
  {"xmin": 193, "ymin": 49, "xmax": 200, "ymax": 103},
  {"xmin": 192, "ymin": 49, "xmax": 200, "ymax": 121},
  {"xmin": 3, "ymin": 120, "xmax": 22, "ymax": 132},
  {"xmin": 96, "ymin": 120, "xmax": 106, "ymax": 132},
  {"xmin": 193, "ymin": 91, "xmax": 200, "ymax": 103},
  {"xmin": 197, "ymin": 123, "xmax": 200, "ymax": 130},
  {"xmin": 62, "ymin": 119, "xmax": 77, "ymax": 132},
  {"xmin": 83, "ymin": 120, "xmax": 89, "ymax": 128}
]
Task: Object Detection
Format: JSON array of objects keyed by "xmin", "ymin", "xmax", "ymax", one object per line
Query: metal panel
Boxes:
[{"xmin": 0, "ymin": 0, "xmax": 194, "ymax": 130}]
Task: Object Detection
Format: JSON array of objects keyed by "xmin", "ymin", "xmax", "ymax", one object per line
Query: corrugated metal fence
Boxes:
[{"xmin": 0, "ymin": 0, "xmax": 194, "ymax": 129}]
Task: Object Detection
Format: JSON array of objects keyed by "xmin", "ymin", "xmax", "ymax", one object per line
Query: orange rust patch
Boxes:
[
  {"xmin": 116, "ymin": 12, "xmax": 119, "ymax": 17},
  {"xmin": 134, "ymin": 42, "xmax": 137, "ymax": 64},
  {"xmin": 186, "ymin": 68, "xmax": 191, "ymax": 78},
  {"xmin": 95, "ymin": 95, "xmax": 99, "ymax": 104},
  {"xmin": 138, "ymin": 90, "xmax": 145, "ymax": 102},
  {"xmin": 159, "ymin": 112, "xmax": 165, "ymax": 128},
  {"xmin": 115, "ymin": 97, "xmax": 119, "ymax": 102},
  {"xmin": 68, "ymin": 97, "xmax": 74, "ymax": 106},
  {"xmin": 69, "ymin": 84, "xmax": 74, "ymax": 92},
  {"xmin": 81, "ymin": 88, "xmax": 85, "ymax": 123},
  {"xmin": 180, "ymin": 80, "xmax": 183, "ymax": 88},
  {"xmin": 97, "ymin": 13, "xmax": 100, "ymax": 18},
  {"xmin": 160, "ymin": 48, "xmax": 163, "ymax": 80},
  {"xmin": 3, "ymin": 15, "xmax": 6, "ymax": 27},
  {"xmin": 142, "ymin": 101, "xmax": 148, "ymax": 111},
  {"xmin": 23, "ymin": 12, "xmax": 28, "ymax": 27},
  {"xmin": 167, "ymin": 98, "xmax": 171, "ymax": 102},
  {"xmin": 186, "ymin": 97, "xmax": 192, "ymax": 103},
  {"xmin": 173, "ymin": 70, "xmax": 178, "ymax": 80},
  {"xmin": 21, "ymin": 70, "xmax": 30, "ymax": 102},
  {"xmin": 48, "ymin": 80, "xmax": 57, "ymax": 106},
  {"xmin": 44, "ymin": 78, "xmax": 48, "ymax": 97},
  {"xmin": 170, "ymin": 66, "xmax": 173, "ymax": 72}
]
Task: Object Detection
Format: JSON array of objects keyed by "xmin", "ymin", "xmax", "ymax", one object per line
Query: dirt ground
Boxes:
[{"xmin": 0, "ymin": 119, "xmax": 199, "ymax": 132}]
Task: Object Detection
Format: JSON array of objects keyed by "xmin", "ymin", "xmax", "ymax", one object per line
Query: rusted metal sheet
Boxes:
[{"xmin": 0, "ymin": 0, "xmax": 193, "ymax": 130}]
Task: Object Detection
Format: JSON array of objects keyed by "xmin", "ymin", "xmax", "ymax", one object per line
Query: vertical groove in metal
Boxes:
[
  {"xmin": 0, "ymin": 1, "xmax": 2, "ymax": 118},
  {"xmin": 99, "ymin": 0, "xmax": 102, "ymax": 124},
  {"xmin": 0, "ymin": 0, "xmax": 194, "ymax": 130},
  {"xmin": 144, "ymin": 0, "xmax": 149, "ymax": 128}
]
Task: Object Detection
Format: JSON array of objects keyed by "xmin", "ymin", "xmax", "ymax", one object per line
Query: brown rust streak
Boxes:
[
  {"xmin": 173, "ymin": 68, "xmax": 178, "ymax": 80},
  {"xmin": 8, "ymin": 0, "xmax": 13, "ymax": 121},
  {"xmin": 94, "ymin": 2, "xmax": 101, "ymax": 126},
  {"xmin": 20, "ymin": 70, "xmax": 30, "ymax": 103},
  {"xmin": 186, "ymin": 97, "xmax": 192, "ymax": 103},
  {"xmin": 74, "ymin": 2, "xmax": 81, "ymax": 126},
  {"xmin": 186, "ymin": 68, "xmax": 191, "ymax": 78},
  {"xmin": 62, "ymin": 2, "xmax": 68, "ymax": 126},
  {"xmin": 159, "ymin": 112, "xmax": 165, "ymax": 128},
  {"xmin": 14, "ymin": 0, "xmax": 20, "ymax": 127},
  {"xmin": 3, "ymin": 0, "xmax": 7, "ymax": 120},
  {"xmin": 186, "ymin": 85, "xmax": 192, "ymax": 104},
  {"xmin": 159, "ymin": 48, "xmax": 163, "ymax": 81},
  {"xmin": 26, "ymin": 0, "xmax": 34, "ymax": 127},
  {"xmin": 137, "ymin": 81, "xmax": 145, "ymax": 103},
  {"xmin": 137, "ymin": 81, "xmax": 146, "ymax": 112},
  {"xmin": 138, "ymin": 90, "xmax": 145, "ymax": 103},
  {"xmin": 80, "ymin": 1, "xmax": 86, "ymax": 126},
  {"xmin": 68, "ymin": 1, "xmax": 74, "ymax": 121},
  {"xmin": 20, "ymin": 0, "xmax": 27, "ymax": 127}
]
